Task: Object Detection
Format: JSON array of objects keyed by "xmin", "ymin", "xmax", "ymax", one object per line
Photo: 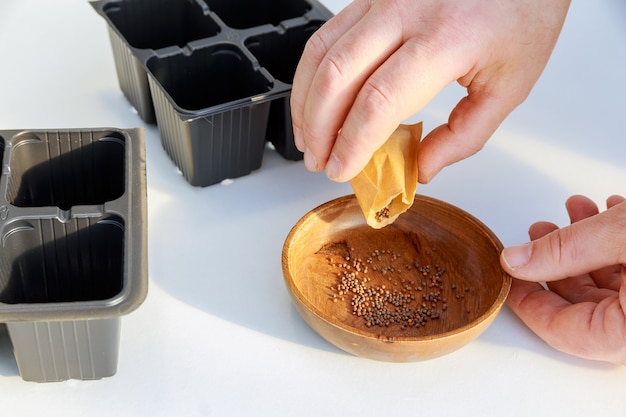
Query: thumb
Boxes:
[
  {"xmin": 500, "ymin": 199, "xmax": 626, "ymax": 282},
  {"xmin": 418, "ymin": 87, "xmax": 518, "ymax": 184}
]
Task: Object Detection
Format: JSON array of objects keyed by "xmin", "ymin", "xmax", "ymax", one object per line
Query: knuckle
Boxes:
[
  {"xmin": 300, "ymin": 122, "xmax": 328, "ymax": 148},
  {"xmin": 316, "ymin": 51, "xmax": 351, "ymax": 91},
  {"xmin": 544, "ymin": 228, "xmax": 575, "ymax": 268},
  {"xmin": 303, "ymin": 31, "xmax": 351, "ymax": 89},
  {"xmin": 301, "ymin": 120, "xmax": 338, "ymax": 162},
  {"xmin": 303, "ymin": 30, "xmax": 330, "ymax": 63},
  {"xmin": 332, "ymin": 130, "xmax": 362, "ymax": 161},
  {"xmin": 355, "ymin": 78, "xmax": 396, "ymax": 121}
]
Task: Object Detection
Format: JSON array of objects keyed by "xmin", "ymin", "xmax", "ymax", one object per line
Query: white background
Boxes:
[{"xmin": 1, "ymin": 1, "xmax": 625, "ymax": 416}]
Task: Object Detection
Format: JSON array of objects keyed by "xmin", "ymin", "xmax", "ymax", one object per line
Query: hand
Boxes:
[
  {"xmin": 291, "ymin": 0, "xmax": 571, "ymax": 182},
  {"xmin": 502, "ymin": 195, "xmax": 626, "ymax": 364}
]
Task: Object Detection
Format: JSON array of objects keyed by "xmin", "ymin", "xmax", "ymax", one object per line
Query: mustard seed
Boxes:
[{"xmin": 324, "ymin": 240, "xmax": 465, "ymax": 331}]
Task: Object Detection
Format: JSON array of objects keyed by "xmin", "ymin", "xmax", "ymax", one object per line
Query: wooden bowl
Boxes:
[{"xmin": 282, "ymin": 194, "xmax": 511, "ymax": 362}]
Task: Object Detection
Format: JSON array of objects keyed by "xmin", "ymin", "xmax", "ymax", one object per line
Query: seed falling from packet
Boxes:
[{"xmin": 349, "ymin": 122, "xmax": 422, "ymax": 229}]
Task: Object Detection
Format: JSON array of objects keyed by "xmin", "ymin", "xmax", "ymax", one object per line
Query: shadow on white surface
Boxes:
[{"xmin": 145, "ymin": 133, "xmax": 354, "ymax": 354}]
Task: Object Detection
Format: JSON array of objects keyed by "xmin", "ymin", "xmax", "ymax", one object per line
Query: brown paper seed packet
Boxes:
[{"xmin": 349, "ymin": 122, "xmax": 422, "ymax": 229}]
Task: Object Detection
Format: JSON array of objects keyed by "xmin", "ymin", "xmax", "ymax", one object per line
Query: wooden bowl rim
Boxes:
[{"xmin": 282, "ymin": 194, "xmax": 512, "ymax": 342}]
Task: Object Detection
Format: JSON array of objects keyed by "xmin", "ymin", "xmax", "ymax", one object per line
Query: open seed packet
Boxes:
[{"xmin": 349, "ymin": 122, "xmax": 422, "ymax": 229}]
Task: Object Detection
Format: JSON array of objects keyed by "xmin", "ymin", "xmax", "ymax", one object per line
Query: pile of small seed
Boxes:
[
  {"xmin": 328, "ymin": 247, "xmax": 459, "ymax": 330},
  {"xmin": 374, "ymin": 205, "xmax": 391, "ymax": 223}
]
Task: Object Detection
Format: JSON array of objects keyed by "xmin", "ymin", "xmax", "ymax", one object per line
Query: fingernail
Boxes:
[
  {"xmin": 502, "ymin": 243, "xmax": 531, "ymax": 269},
  {"xmin": 326, "ymin": 153, "xmax": 342, "ymax": 181},
  {"xmin": 303, "ymin": 147, "xmax": 318, "ymax": 171}
]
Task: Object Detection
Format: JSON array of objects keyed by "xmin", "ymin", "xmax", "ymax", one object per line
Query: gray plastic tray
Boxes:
[
  {"xmin": 0, "ymin": 128, "xmax": 148, "ymax": 382},
  {"xmin": 91, "ymin": 0, "xmax": 333, "ymax": 186}
]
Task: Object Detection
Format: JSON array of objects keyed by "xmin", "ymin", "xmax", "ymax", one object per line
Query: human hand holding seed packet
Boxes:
[
  {"xmin": 291, "ymin": 0, "xmax": 569, "ymax": 183},
  {"xmin": 349, "ymin": 123, "xmax": 421, "ymax": 229},
  {"xmin": 292, "ymin": 0, "xmax": 626, "ymax": 365}
]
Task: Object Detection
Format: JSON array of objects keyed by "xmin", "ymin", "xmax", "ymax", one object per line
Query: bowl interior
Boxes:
[{"xmin": 283, "ymin": 194, "xmax": 511, "ymax": 342}]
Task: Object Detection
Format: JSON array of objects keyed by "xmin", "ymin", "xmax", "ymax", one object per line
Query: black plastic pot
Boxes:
[{"xmin": 92, "ymin": 0, "xmax": 332, "ymax": 186}]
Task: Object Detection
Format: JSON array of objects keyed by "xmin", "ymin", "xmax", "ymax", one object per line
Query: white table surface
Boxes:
[{"xmin": 1, "ymin": 0, "xmax": 625, "ymax": 416}]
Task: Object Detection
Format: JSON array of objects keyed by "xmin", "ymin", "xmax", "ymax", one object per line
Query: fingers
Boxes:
[
  {"xmin": 291, "ymin": 0, "xmax": 372, "ymax": 158},
  {"xmin": 417, "ymin": 89, "xmax": 514, "ymax": 183},
  {"xmin": 528, "ymin": 221, "xmax": 558, "ymax": 240},
  {"xmin": 523, "ymin": 218, "xmax": 613, "ymax": 303},
  {"xmin": 501, "ymin": 196, "xmax": 626, "ymax": 282},
  {"xmin": 608, "ymin": 194, "xmax": 626, "ymax": 208},
  {"xmin": 506, "ymin": 203, "xmax": 626, "ymax": 364},
  {"xmin": 293, "ymin": 0, "xmax": 570, "ymax": 182},
  {"xmin": 565, "ymin": 194, "xmax": 599, "ymax": 222},
  {"xmin": 547, "ymin": 196, "xmax": 617, "ymax": 300},
  {"xmin": 506, "ymin": 196, "xmax": 622, "ymax": 302},
  {"xmin": 327, "ymin": 36, "xmax": 466, "ymax": 182},
  {"xmin": 505, "ymin": 278, "xmax": 569, "ymax": 351},
  {"xmin": 292, "ymin": 0, "xmax": 481, "ymax": 182},
  {"xmin": 292, "ymin": 0, "xmax": 404, "ymax": 174},
  {"xmin": 568, "ymin": 195, "xmax": 624, "ymax": 292},
  {"xmin": 506, "ymin": 276, "xmax": 626, "ymax": 364}
]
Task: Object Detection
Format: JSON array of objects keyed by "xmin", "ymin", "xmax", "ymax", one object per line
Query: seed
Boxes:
[
  {"xmin": 324, "ymin": 240, "xmax": 468, "ymax": 330},
  {"xmin": 374, "ymin": 205, "xmax": 390, "ymax": 222}
]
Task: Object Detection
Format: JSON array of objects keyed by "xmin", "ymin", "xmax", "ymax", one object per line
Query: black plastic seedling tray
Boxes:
[
  {"xmin": 91, "ymin": 0, "xmax": 333, "ymax": 186},
  {"xmin": 0, "ymin": 128, "xmax": 148, "ymax": 382}
]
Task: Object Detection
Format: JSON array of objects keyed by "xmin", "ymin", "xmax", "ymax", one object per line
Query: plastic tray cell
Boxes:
[
  {"xmin": 0, "ymin": 216, "xmax": 124, "ymax": 305},
  {"xmin": 103, "ymin": 0, "xmax": 221, "ymax": 50},
  {"xmin": 7, "ymin": 130, "xmax": 125, "ymax": 209},
  {"xmin": 99, "ymin": 0, "xmax": 222, "ymax": 123},
  {"xmin": 0, "ymin": 128, "xmax": 148, "ymax": 382},
  {"xmin": 147, "ymin": 44, "xmax": 271, "ymax": 111},
  {"xmin": 2, "ymin": 217, "xmax": 124, "ymax": 382},
  {"xmin": 146, "ymin": 44, "xmax": 272, "ymax": 186},
  {"xmin": 91, "ymin": 0, "xmax": 334, "ymax": 186}
]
